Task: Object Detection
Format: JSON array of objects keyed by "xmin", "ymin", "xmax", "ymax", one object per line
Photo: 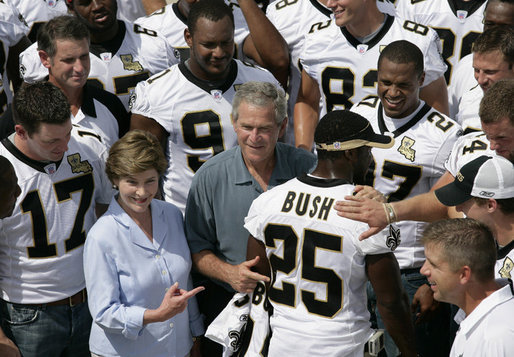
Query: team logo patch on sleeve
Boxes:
[
  {"xmin": 397, "ymin": 136, "xmax": 416, "ymax": 162},
  {"xmin": 121, "ymin": 54, "xmax": 143, "ymax": 72},
  {"xmin": 386, "ymin": 224, "xmax": 401, "ymax": 251},
  {"xmin": 499, "ymin": 257, "xmax": 513, "ymax": 279},
  {"xmin": 67, "ymin": 153, "xmax": 92, "ymax": 174}
]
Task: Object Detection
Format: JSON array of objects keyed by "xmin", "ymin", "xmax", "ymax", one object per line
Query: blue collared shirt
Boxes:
[{"xmin": 84, "ymin": 197, "xmax": 204, "ymax": 357}]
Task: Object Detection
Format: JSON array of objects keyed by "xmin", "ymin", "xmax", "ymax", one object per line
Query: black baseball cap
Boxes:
[{"xmin": 315, "ymin": 110, "xmax": 394, "ymax": 151}]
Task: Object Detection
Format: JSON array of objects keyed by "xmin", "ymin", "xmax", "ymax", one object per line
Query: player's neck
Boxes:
[
  {"xmin": 494, "ymin": 214, "xmax": 514, "ymax": 247},
  {"xmin": 346, "ymin": 8, "xmax": 385, "ymax": 39},
  {"xmin": 311, "ymin": 160, "xmax": 353, "ymax": 182},
  {"xmin": 48, "ymin": 78, "xmax": 83, "ymax": 116},
  {"xmin": 461, "ymin": 280, "xmax": 501, "ymax": 316},
  {"xmin": 90, "ymin": 20, "xmax": 120, "ymax": 43}
]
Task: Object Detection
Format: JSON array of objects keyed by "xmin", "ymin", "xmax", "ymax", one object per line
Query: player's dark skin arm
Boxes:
[
  {"xmin": 142, "ymin": 0, "xmax": 166, "ymax": 15},
  {"xmin": 130, "ymin": 113, "xmax": 169, "ymax": 151},
  {"xmin": 367, "ymin": 253, "xmax": 417, "ymax": 357},
  {"xmin": 7, "ymin": 36, "xmax": 31, "ymax": 92},
  {"xmin": 246, "ymin": 235, "xmax": 271, "ymax": 285},
  {"xmin": 240, "ymin": 0, "xmax": 290, "ymax": 89}
]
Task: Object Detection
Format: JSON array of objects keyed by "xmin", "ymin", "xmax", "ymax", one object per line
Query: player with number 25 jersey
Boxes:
[
  {"xmin": 301, "ymin": 15, "xmax": 446, "ymax": 116},
  {"xmin": 0, "ymin": 126, "xmax": 112, "ymax": 304},
  {"xmin": 244, "ymin": 175, "xmax": 399, "ymax": 356}
]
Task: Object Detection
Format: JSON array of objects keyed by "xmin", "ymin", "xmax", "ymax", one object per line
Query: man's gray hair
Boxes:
[{"xmin": 232, "ymin": 81, "xmax": 287, "ymax": 125}]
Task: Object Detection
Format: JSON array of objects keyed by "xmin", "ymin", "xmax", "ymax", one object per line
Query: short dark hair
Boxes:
[
  {"xmin": 422, "ymin": 218, "xmax": 497, "ymax": 283},
  {"xmin": 472, "ymin": 25, "xmax": 514, "ymax": 67},
  {"xmin": 13, "ymin": 82, "xmax": 71, "ymax": 136},
  {"xmin": 479, "ymin": 79, "xmax": 514, "ymax": 125},
  {"xmin": 473, "ymin": 197, "xmax": 514, "ymax": 214},
  {"xmin": 37, "ymin": 15, "xmax": 90, "ymax": 58},
  {"xmin": 187, "ymin": 0, "xmax": 234, "ymax": 35},
  {"xmin": 378, "ymin": 40, "xmax": 424, "ymax": 78}
]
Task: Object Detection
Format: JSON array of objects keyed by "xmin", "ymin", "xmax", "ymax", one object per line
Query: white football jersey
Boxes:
[
  {"xmin": 301, "ymin": 15, "xmax": 446, "ymax": 116},
  {"xmin": 448, "ymin": 53, "xmax": 476, "ymax": 118},
  {"xmin": 455, "ymin": 83, "xmax": 482, "ymax": 134},
  {"xmin": 496, "ymin": 243, "xmax": 514, "ymax": 280},
  {"xmin": 395, "ymin": 0, "xmax": 485, "ymax": 86},
  {"xmin": 0, "ymin": 127, "xmax": 113, "ymax": 304},
  {"xmin": 206, "ymin": 282, "xmax": 272, "ymax": 357},
  {"xmin": 19, "ymin": 20, "xmax": 179, "ymax": 109},
  {"xmin": 244, "ymin": 174, "xmax": 400, "ymax": 356},
  {"xmin": 266, "ymin": 0, "xmax": 332, "ymax": 145},
  {"xmin": 352, "ymin": 98, "xmax": 461, "ymax": 268},
  {"xmin": 0, "ymin": 1, "xmax": 27, "ymax": 115},
  {"xmin": 444, "ymin": 131, "xmax": 495, "ymax": 177},
  {"xmin": 6, "ymin": 0, "xmax": 67, "ymax": 41},
  {"xmin": 130, "ymin": 60, "xmax": 280, "ymax": 214},
  {"xmin": 135, "ymin": 0, "xmax": 250, "ymax": 62},
  {"xmin": 116, "ymin": 0, "xmax": 145, "ymax": 22}
]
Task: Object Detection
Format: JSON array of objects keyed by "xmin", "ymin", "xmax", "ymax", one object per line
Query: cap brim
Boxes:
[
  {"xmin": 434, "ymin": 181, "xmax": 473, "ymax": 206},
  {"xmin": 316, "ymin": 136, "xmax": 394, "ymax": 151},
  {"xmin": 366, "ymin": 133, "xmax": 395, "ymax": 149}
]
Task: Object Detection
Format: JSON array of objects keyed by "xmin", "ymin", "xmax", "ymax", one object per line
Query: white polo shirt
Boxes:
[{"xmin": 451, "ymin": 282, "xmax": 514, "ymax": 357}]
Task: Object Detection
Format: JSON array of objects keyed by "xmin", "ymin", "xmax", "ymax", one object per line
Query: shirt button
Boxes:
[
  {"xmin": 165, "ymin": 288, "xmax": 169, "ymax": 292},
  {"xmin": 169, "ymin": 322, "xmax": 174, "ymax": 328},
  {"xmin": 162, "ymin": 270, "xmax": 167, "ymax": 275},
  {"xmin": 155, "ymin": 254, "xmax": 161, "ymax": 259}
]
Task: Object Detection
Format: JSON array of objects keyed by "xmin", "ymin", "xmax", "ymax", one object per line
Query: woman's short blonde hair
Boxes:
[{"xmin": 105, "ymin": 130, "xmax": 167, "ymax": 183}]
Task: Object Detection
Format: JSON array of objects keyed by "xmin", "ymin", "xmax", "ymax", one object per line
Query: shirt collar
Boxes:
[
  {"xmin": 233, "ymin": 143, "xmax": 294, "ymax": 186},
  {"xmin": 108, "ymin": 196, "xmax": 166, "ymax": 250},
  {"xmin": 80, "ymin": 83, "xmax": 97, "ymax": 118},
  {"xmin": 456, "ymin": 282, "xmax": 514, "ymax": 336}
]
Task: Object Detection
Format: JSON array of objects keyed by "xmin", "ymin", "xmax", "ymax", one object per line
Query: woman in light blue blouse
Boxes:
[{"xmin": 84, "ymin": 130, "xmax": 204, "ymax": 357}]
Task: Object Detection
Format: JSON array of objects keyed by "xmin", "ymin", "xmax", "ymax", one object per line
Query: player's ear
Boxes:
[
  {"xmin": 184, "ymin": 28, "xmax": 193, "ymax": 48},
  {"xmin": 14, "ymin": 124, "xmax": 28, "ymax": 140},
  {"xmin": 278, "ymin": 117, "xmax": 288, "ymax": 138},
  {"xmin": 39, "ymin": 50, "xmax": 51, "ymax": 69},
  {"xmin": 418, "ymin": 71, "xmax": 425, "ymax": 87}
]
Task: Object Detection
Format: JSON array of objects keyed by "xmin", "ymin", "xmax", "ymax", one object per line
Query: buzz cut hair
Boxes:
[
  {"xmin": 187, "ymin": 0, "xmax": 234, "ymax": 36},
  {"xmin": 378, "ymin": 40, "xmax": 424, "ymax": 78}
]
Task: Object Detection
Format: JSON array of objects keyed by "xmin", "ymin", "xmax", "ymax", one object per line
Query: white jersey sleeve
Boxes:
[
  {"xmin": 444, "ymin": 131, "xmax": 494, "ymax": 177},
  {"xmin": 448, "ymin": 54, "xmax": 476, "ymax": 118},
  {"xmin": 206, "ymin": 282, "xmax": 271, "ymax": 357}
]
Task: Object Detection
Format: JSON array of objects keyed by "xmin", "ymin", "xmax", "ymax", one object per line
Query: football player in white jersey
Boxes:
[
  {"xmin": 350, "ymin": 40, "xmax": 460, "ymax": 356},
  {"xmin": 130, "ymin": 1, "xmax": 281, "ymax": 214},
  {"xmin": 395, "ymin": 0, "xmax": 485, "ymax": 87},
  {"xmin": 245, "ymin": 109, "xmax": 417, "ymax": 356},
  {"xmin": 455, "ymin": 26, "xmax": 514, "ymax": 134},
  {"xmin": 6, "ymin": 0, "xmax": 67, "ymax": 42},
  {"xmin": 0, "ymin": 82, "xmax": 112, "ymax": 357},
  {"xmin": 135, "ymin": 0, "xmax": 289, "ymax": 88},
  {"xmin": 448, "ymin": 0, "xmax": 514, "ymax": 117},
  {"xmin": 434, "ymin": 156, "xmax": 514, "ymax": 281},
  {"xmin": 116, "ymin": 0, "xmax": 164, "ymax": 22},
  {"xmin": 335, "ymin": 80, "xmax": 514, "ymax": 242},
  {"xmin": 0, "ymin": 1, "xmax": 30, "ymax": 115},
  {"xmin": 19, "ymin": 0, "xmax": 179, "ymax": 109},
  {"xmin": 294, "ymin": 0, "xmax": 448, "ymax": 150}
]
